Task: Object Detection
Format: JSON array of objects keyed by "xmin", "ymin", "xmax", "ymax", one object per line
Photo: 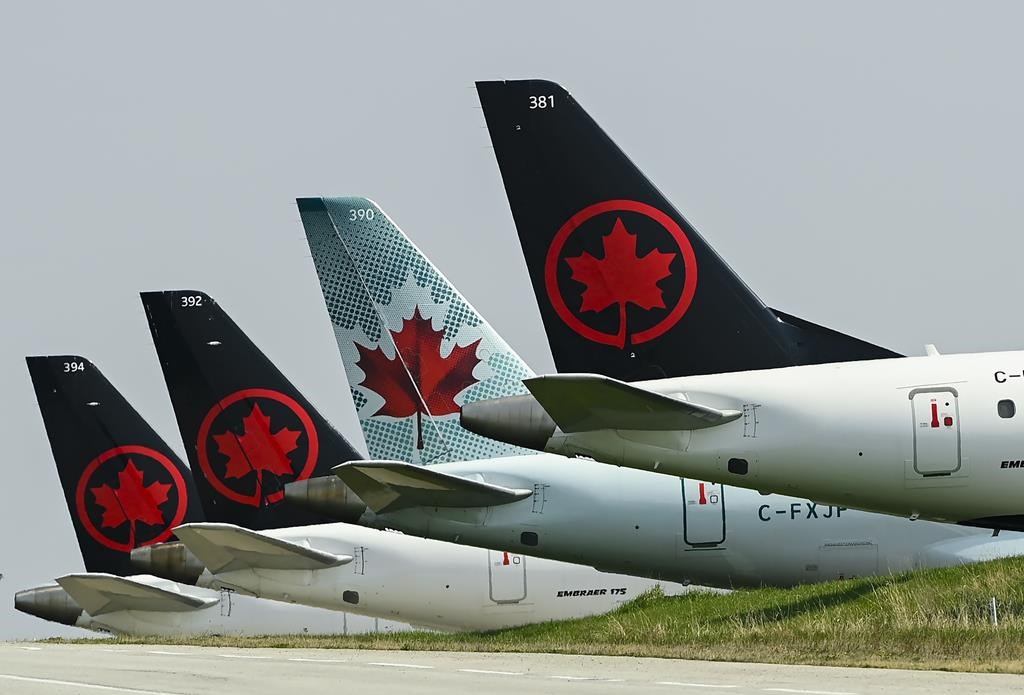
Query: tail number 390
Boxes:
[{"xmin": 349, "ymin": 208, "xmax": 375, "ymax": 221}]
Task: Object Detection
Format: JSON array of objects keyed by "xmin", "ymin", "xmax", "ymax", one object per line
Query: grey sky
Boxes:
[{"xmin": 3, "ymin": 1, "xmax": 1023, "ymax": 638}]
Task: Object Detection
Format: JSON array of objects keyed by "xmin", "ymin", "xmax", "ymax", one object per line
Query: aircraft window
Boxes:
[
  {"xmin": 728, "ymin": 458, "xmax": 748, "ymax": 475},
  {"xmin": 520, "ymin": 531, "xmax": 539, "ymax": 547},
  {"xmin": 342, "ymin": 590, "xmax": 359, "ymax": 605},
  {"xmin": 998, "ymin": 399, "xmax": 1016, "ymax": 419}
]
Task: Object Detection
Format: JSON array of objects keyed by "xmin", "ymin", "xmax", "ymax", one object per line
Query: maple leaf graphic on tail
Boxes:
[
  {"xmin": 565, "ymin": 217, "xmax": 676, "ymax": 348},
  {"xmin": 91, "ymin": 459, "xmax": 171, "ymax": 549},
  {"xmin": 357, "ymin": 307, "xmax": 481, "ymax": 450},
  {"xmin": 213, "ymin": 403, "xmax": 301, "ymax": 504}
]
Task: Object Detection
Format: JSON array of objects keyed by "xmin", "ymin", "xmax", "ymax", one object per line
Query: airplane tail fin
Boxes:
[
  {"xmin": 140, "ymin": 290, "xmax": 366, "ymax": 529},
  {"xmin": 298, "ymin": 196, "xmax": 534, "ymax": 464},
  {"xmin": 477, "ymin": 79, "xmax": 898, "ymax": 381},
  {"xmin": 26, "ymin": 356, "xmax": 204, "ymax": 576}
]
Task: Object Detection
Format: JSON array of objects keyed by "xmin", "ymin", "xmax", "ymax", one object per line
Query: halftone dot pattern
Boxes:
[{"xmin": 300, "ymin": 197, "xmax": 534, "ymax": 464}]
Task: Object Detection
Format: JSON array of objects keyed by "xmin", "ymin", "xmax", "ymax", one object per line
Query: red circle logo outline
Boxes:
[
  {"xmin": 74, "ymin": 445, "xmax": 188, "ymax": 553},
  {"xmin": 196, "ymin": 388, "xmax": 320, "ymax": 507},
  {"xmin": 544, "ymin": 199, "xmax": 698, "ymax": 347}
]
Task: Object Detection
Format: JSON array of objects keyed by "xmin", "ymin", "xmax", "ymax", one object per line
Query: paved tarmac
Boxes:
[{"xmin": 1, "ymin": 643, "xmax": 1021, "ymax": 694}]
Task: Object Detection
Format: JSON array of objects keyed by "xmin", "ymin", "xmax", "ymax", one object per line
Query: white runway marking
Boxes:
[
  {"xmin": 369, "ymin": 662, "xmax": 434, "ymax": 669},
  {"xmin": 458, "ymin": 668, "xmax": 522, "ymax": 675},
  {"xmin": 0, "ymin": 673, "xmax": 180, "ymax": 695},
  {"xmin": 146, "ymin": 651, "xmax": 188, "ymax": 656},
  {"xmin": 658, "ymin": 683, "xmax": 738, "ymax": 689},
  {"xmin": 764, "ymin": 689, "xmax": 856, "ymax": 695},
  {"xmin": 18, "ymin": 647, "xmax": 41, "ymax": 651},
  {"xmin": 287, "ymin": 657, "xmax": 347, "ymax": 663},
  {"xmin": 217, "ymin": 654, "xmax": 271, "ymax": 660},
  {"xmin": 551, "ymin": 675, "xmax": 596, "ymax": 680}
]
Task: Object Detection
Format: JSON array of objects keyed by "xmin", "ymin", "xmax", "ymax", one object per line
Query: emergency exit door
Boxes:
[
  {"xmin": 682, "ymin": 479, "xmax": 726, "ymax": 547},
  {"xmin": 488, "ymin": 550, "xmax": 526, "ymax": 603},
  {"xmin": 910, "ymin": 388, "xmax": 961, "ymax": 475}
]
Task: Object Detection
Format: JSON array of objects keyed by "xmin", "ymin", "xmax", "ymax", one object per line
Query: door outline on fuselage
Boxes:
[
  {"xmin": 909, "ymin": 386, "xmax": 962, "ymax": 476},
  {"xmin": 681, "ymin": 479, "xmax": 726, "ymax": 547},
  {"xmin": 487, "ymin": 550, "xmax": 527, "ymax": 604},
  {"xmin": 817, "ymin": 541, "xmax": 879, "ymax": 580}
]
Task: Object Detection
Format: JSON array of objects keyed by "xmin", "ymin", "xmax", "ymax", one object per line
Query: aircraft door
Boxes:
[
  {"xmin": 682, "ymin": 479, "xmax": 726, "ymax": 547},
  {"xmin": 910, "ymin": 388, "xmax": 961, "ymax": 475},
  {"xmin": 488, "ymin": 550, "xmax": 526, "ymax": 603}
]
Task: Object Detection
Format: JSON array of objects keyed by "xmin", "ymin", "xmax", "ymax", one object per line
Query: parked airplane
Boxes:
[
  {"xmin": 133, "ymin": 290, "xmax": 682, "ymax": 630},
  {"xmin": 459, "ymin": 80, "xmax": 1024, "ymax": 532},
  {"xmin": 470, "ymin": 357, "xmax": 1024, "ymax": 531},
  {"xmin": 19, "ymin": 355, "xmax": 384, "ymax": 636},
  {"xmin": 170, "ymin": 518, "xmax": 682, "ymax": 633},
  {"xmin": 293, "ymin": 194, "xmax": 1024, "ymax": 588}
]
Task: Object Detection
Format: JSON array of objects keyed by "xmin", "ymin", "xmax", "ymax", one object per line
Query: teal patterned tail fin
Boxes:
[{"xmin": 298, "ymin": 197, "xmax": 533, "ymax": 464}]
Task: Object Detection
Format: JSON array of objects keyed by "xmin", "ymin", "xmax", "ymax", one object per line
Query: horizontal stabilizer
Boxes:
[
  {"xmin": 56, "ymin": 573, "xmax": 217, "ymax": 616},
  {"xmin": 173, "ymin": 523, "xmax": 352, "ymax": 574},
  {"xmin": 332, "ymin": 460, "xmax": 533, "ymax": 513},
  {"xmin": 525, "ymin": 374, "xmax": 741, "ymax": 433}
]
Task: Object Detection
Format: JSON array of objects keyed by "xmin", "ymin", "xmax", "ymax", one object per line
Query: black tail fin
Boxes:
[
  {"xmin": 26, "ymin": 355, "xmax": 204, "ymax": 576},
  {"xmin": 140, "ymin": 290, "xmax": 364, "ymax": 529},
  {"xmin": 477, "ymin": 79, "xmax": 898, "ymax": 380}
]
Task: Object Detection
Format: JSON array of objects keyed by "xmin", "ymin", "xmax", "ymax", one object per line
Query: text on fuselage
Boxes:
[
  {"xmin": 758, "ymin": 502, "xmax": 848, "ymax": 521},
  {"xmin": 556, "ymin": 588, "xmax": 628, "ymax": 598}
]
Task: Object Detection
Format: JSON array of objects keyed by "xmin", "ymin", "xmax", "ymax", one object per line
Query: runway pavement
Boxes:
[{"xmin": 1, "ymin": 643, "xmax": 1021, "ymax": 694}]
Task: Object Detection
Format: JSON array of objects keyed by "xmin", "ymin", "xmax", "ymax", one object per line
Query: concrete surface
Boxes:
[{"xmin": 1, "ymin": 643, "xmax": 1021, "ymax": 694}]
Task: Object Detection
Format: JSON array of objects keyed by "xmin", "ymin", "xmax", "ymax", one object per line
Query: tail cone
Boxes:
[
  {"xmin": 460, "ymin": 394, "xmax": 556, "ymax": 451},
  {"xmin": 15, "ymin": 584, "xmax": 83, "ymax": 626}
]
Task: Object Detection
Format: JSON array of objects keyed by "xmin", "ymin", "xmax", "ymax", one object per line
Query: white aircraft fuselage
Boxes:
[
  {"xmin": 78, "ymin": 596, "xmax": 400, "ymax": 637},
  {"xmin": 537, "ymin": 352, "xmax": 1024, "ymax": 529},
  {"xmin": 17, "ymin": 575, "xmax": 406, "ymax": 637},
  {"xmin": 191, "ymin": 523, "xmax": 682, "ymax": 632},
  {"xmin": 361, "ymin": 452, "xmax": 1024, "ymax": 588}
]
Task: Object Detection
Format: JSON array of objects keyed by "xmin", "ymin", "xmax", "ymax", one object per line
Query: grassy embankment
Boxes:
[{"xmin": 56, "ymin": 556, "xmax": 1024, "ymax": 673}]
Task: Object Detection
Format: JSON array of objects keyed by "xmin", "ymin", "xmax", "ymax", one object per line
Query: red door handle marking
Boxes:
[
  {"xmin": 502, "ymin": 551, "xmax": 510, "ymax": 566},
  {"xmin": 930, "ymin": 402, "xmax": 940, "ymax": 428},
  {"xmin": 698, "ymin": 483, "xmax": 708, "ymax": 505}
]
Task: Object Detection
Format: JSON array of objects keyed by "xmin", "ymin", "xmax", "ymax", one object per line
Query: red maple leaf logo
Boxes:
[
  {"xmin": 211, "ymin": 403, "xmax": 301, "ymax": 502},
  {"xmin": 356, "ymin": 307, "xmax": 481, "ymax": 448},
  {"xmin": 564, "ymin": 217, "xmax": 676, "ymax": 348},
  {"xmin": 90, "ymin": 459, "xmax": 171, "ymax": 549}
]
